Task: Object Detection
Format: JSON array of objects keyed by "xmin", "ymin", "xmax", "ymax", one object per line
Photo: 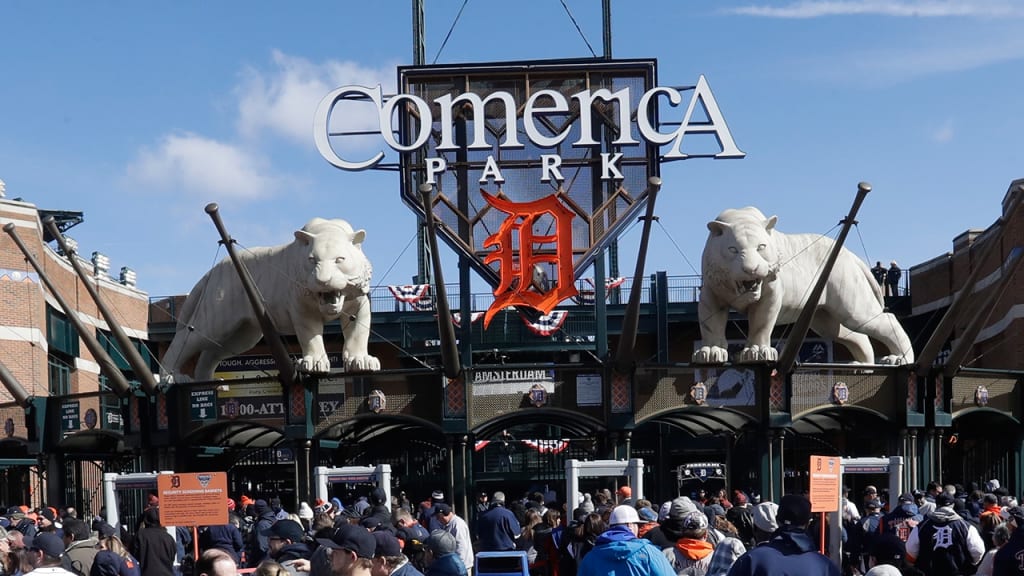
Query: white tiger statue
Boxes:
[
  {"xmin": 162, "ymin": 217, "xmax": 380, "ymax": 382},
  {"xmin": 692, "ymin": 207, "xmax": 914, "ymax": 365}
]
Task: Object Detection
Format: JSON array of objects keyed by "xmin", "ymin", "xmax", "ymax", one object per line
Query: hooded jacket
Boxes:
[
  {"xmin": 424, "ymin": 553, "xmax": 467, "ymax": 576},
  {"xmin": 905, "ymin": 506, "xmax": 984, "ymax": 575},
  {"xmin": 576, "ymin": 525, "xmax": 675, "ymax": 576},
  {"xmin": 248, "ymin": 501, "xmax": 277, "ymax": 566},
  {"xmin": 725, "ymin": 527, "xmax": 840, "ymax": 576},
  {"xmin": 664, "ymin": 537, "xmax": 714, "ymax": 574}
]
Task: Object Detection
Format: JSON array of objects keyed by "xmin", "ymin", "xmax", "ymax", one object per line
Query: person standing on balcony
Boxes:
[{"xmin": 885, "ymin": 262, "xmax": 902, "ymax": 297}]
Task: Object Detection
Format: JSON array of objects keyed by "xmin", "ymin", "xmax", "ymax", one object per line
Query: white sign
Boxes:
[
  {"xmin": 315, "ymin": 75, "xmax": 744, "ymax": 178},
  {"xmin": 471, "ymin": 369, "xmax": 555, "ymax": 396},
  {"xmin": 576, "ymin": 374, "xmax": 603, "ymax": 406}
]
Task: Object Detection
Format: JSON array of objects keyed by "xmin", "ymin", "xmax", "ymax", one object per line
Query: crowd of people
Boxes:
[{"xmin": 2, "ymin": 478, "xmax": 1024, "ymax": 576}]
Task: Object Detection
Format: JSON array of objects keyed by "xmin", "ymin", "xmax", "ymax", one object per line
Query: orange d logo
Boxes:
[{"xmin": 482, "ymin": 191, "xmax": 577, "ymax": 328}]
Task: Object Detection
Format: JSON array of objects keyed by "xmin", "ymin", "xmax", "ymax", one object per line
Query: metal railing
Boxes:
[
  {"xmin": 149, "ymin": 273, "xmax": 918, "ymax": 325},
  {"xmin": 149, "ymin": 275, "xmax": 705, "ymax": 320}
]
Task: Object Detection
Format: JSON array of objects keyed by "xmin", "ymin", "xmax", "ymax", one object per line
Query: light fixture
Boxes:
[
  {"xmin": 61, "ymin": 236, "xmax": 79, "ymax": 256},
  {"xmin": 91, "ymin": 251, "xmax": 110, "ymax": 276},
  {"xmin": 119, "ymin": 267, "xmax": 136, "ymax": 287}
]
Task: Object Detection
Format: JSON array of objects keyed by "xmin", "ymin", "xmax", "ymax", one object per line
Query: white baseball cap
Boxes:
[{"xmin": 609, "ymin": 505, "xmax": 640, "ymax": 525}]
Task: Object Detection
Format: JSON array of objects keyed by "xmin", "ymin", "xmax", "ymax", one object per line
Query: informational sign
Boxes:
[
  {"xmin": 215, "ymin": 353, "xmax": 343, "ymax": 380},
  {"xmin": 156, "ymin": 472, "xmax": 229, "ymax": 527},
  {"xmin": 61, "ymin": 401, "xmax": 81, "ymax": 432},
  {"xmin": 809, "ymin": 455, "xmax": 841, "ymax": 512},
  {"xmin": 190, "ymin": 389, "xmax": 217, "ymax": 420},
  {"xmin": 217, "ymin": 382, "xmax": 284, "ymax": 420},
  {"xmin": 576, "ymin": 374, "xmax": 602, "ymax": 406}
]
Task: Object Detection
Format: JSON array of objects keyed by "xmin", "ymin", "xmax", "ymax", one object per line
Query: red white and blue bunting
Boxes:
[
  {"xmin": 520, "ymin": 310, "xmax": 569, "ymax": 336},
  {"xmin": 388, "ymin": 284, "xmax": 430, "ymax": 303},
  {"xmin": 572, "ymin": 277, "xmax": 626, "ymax": 305},
  {"xmin": 452, "ymin": 312, "xmax": 484, "ymax": 327},
  {"xmin": 474, "ymin": 439, "xmax": 570, "ymax": 454}
]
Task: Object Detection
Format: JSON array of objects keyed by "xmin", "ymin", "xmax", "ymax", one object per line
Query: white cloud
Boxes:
[
  {"xmin": 125, "ymin": 133, "xmax": 279, "ymax": 199},
  {"xmin": 126, "ymin": 51, "xmax": 393, "ymax": 202},
  {"xmin": 728, "ymin": 1, "xmax": 1024, "ymax": 18},
  {"xmin": 815, "ymin": 32, "xmax": 1024, "ymax": 84},
  {"xmin": 236, "ymin": 50, "xmax": 396, "ymax": 144},
  {"xmin": 932, "ymin": 118, "xmax": 954, "ymax": 143}
]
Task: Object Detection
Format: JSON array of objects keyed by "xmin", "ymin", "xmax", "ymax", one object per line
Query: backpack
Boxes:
[{"xmin": 727, "ymin": 506, "xmax": 755, "ymax": 546}]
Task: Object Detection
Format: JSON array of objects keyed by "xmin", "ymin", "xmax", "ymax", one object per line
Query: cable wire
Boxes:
[
  {"xmin": 558, "ymin": 0, "xmax": 598, "ymax": 57},
  {"xmin": 431, "ymin": 0, "xmax": 470, "ymax": 64}
]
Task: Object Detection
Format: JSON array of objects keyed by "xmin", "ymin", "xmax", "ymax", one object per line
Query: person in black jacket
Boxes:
[
  {"xmin": 885, "ymin": 261, "xmax": 902, "ymax": 297},
  {"xmin": 132, "ymin": 508, "xmax": 175, "ymax": 576},
  {"xmin": 199, "ymin": 521, "xmax": 245, "ymax": 564},
  {"xmin": 248, "ymin": 499, "xmax": 277, "ymax": 566},
  {"xmin": 264, "ymin": 520, "xmax": 312, "ymax": 576}
]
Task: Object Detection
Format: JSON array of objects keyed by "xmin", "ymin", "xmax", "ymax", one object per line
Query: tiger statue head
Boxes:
[
  {"xmin": 295, "ymin": 217, "xmax": 373, "ymax": 319},
  {"xmin": 702, "ymin": 206, "xmax": 781, "ymax": 310}
]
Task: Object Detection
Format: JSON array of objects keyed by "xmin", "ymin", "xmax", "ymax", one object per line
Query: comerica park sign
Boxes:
[
  {"xmin": 315, "ymin": 74, "xmax": 744, "ymax": 179},
  {"xmin": 315, "ymin": 59, "xmax": 743, "ymax": 323}
]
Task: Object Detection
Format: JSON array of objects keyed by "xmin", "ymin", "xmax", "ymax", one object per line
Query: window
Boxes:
[{"xmin": 48, "ymin": 355, "xmax": 71, "ymax": 396}]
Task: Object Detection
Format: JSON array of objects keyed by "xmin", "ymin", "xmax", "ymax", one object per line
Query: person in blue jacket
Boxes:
[
  {"xmin": 726, "ymin": 494, "xmax": 840, "ymax": 576},
  {"xmin": 475, "ymin": 492, "xmax": 521, "ymax": 552},
  {"xmin": 422, "ymin": 530, "xmax": 466, "ymax": 576},
  {"xmin": 576, "ymin": 505, "xmax": 675, "ymax": 576}
]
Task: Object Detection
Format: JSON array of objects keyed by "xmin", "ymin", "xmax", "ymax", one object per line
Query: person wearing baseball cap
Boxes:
[
  {"xmin": 30, "ymin": 532, "xmax": 78, "ymax": 576},
  {"xmin": 431, "ymin": 504, "xmax": 472, "ymax": 573},
  {"xmin": 422, "ymin": 529, "xmax": 464, "ymax": 576},
  {"xmin": 264, "ymin": 519, "xmax": 312, "ymax": 574},
  {"xmin": 728, "ymin": 495, "xmax": 840, "ymax": 576},
  {"xmin": 664, "ymin": 511, "xmax": 714, "ymax": 574},
  {"xmin": 318, "ymin": 524, "xmax": 376, "ymax": 576},
  {"xmin": 577, "ymin": 505, "xmax": 675, "ymax": 575},
  {"xmin": 371, "ymin": 531, "xmax": 422, "ymax": 576},
  {"xmin": 617, "ymin": 486, "xmax": 633, "ymax": 506}
]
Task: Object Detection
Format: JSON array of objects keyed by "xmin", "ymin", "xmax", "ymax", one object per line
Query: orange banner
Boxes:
[{"xmin": 156, "ymin": 472, "xmax": 229, "ymax": 527}]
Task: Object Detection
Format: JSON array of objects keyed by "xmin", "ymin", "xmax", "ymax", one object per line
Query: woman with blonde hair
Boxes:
[{"xmin": 91, "ymin": 533, "xmax": 141, "ymax": 576}]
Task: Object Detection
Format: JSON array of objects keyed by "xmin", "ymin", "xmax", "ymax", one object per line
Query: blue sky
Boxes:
[{"xmin": 1, "ymin": 0, "xmax": 1022, "ymax": 299}]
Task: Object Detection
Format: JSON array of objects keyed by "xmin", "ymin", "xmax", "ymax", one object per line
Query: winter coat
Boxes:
[
  {"xmin": 66, "ymin": 537, "xmax": 99, "ymax": 576},
  {"xmin": 425, "ymin": 553, "xmax": 468, "ymax": 576},
  {"xmin": 577, "ymin": 525, "xmax": 675, "ymax": 576},
  {"xmin": 133, "ymin": 526, "xmax": 176, "ymax": 576},
  {"xmin": 249, "ymin": 506, "xmax": 277, "ymax": 565},
  {"xmin": 90, "ymin": 550, "xmax": 140, "ymax": 576},
  {"xmin": 200, "ymin": 524, "xmax": 245, "ymax": 562},
  {"xmin": 665, "ymin": 538, "xmax": 714, "ymax": 575},
  {"xmin": 476, "ymin": 504, "xmax": 522, "ymax": 552},
  {"xmin": 725, "ymin": 527, "xmax": 840, "ymax": 576}
]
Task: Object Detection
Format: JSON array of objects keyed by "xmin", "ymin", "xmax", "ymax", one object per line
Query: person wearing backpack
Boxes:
[
  {"xmin": 905, "ymin": 493, "xmax": 983, "ymax": 576},
  {"xmin": 725, "ymin": 494, "xmax": 755, "ymax": 549},
  {"xmin": 881, "ymin": 493, "xmax": 922, "ymax": 543}
]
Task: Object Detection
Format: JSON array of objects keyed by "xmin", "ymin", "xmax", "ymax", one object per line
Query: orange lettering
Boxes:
[{"xmin": 482, "ymin": 191, "xmax": 577, "ymax": 328}]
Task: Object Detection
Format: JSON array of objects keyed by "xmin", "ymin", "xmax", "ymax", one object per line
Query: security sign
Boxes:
[{"xmin": 157, "ymin": 472, "xmax": 228, "ymax": 527}]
